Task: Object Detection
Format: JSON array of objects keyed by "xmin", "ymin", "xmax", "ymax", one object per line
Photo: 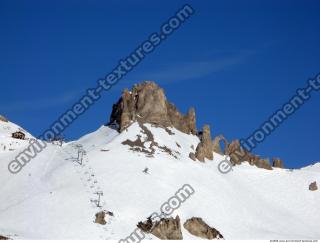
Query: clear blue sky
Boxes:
[{"xmin": 1, "ymin": 0, "xmax": 319, "ymax": 168}]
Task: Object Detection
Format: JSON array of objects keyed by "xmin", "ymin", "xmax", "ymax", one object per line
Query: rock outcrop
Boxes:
[
  {"xmin": 183, "ymin": 217, "xmax": 224, "ymax": 240},
  {"xmin": 109, "ymin": 81, "xmax": 196, "ymax": 135},
  {"xmin": 255, "ymin": 158, "xmax": 272, "ymax": 170},
  {"xmin": 272, "ymin": 158, "xmax": 284, "ymax": 168},
  {"xmin": 309, "ymin": 181, "xmax": 318, "ymax": 191},
  {"xmin": 212, "ymin": 135, "xmax": 228, "ymax": 155},
  {"xmin": 0, "ymin": 235, "xmax": 9, "ymax": 240},
  {"xmin": 109, "ymin": 81, "xmax": 284, "ymax": 171},
  {"xmin": 138, "ymin": 216, "xmax": 183, "ymax": 240},
  {"xmin": 195, "ymin": 125, "xmax": 213, "ymax": 162},
  {"xmin": 95, "ymin": 211, "xmax": 107, "ymax": 225},
  {"xmin": 225, "ymin": 140, "xmax": 245, "ymax": 164},
  {"xmin": 220, "ymin": 139, "xmax": 273, "ymax": 170},
  {"xmin": 0, "ymin": 115, "xmax": 8, "ymax": 123}
]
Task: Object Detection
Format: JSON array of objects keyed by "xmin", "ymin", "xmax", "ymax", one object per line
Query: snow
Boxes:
[
  {"xmin": 0, "ymin": 120, "xmax": 319, "ymax": 240},
  {"xmin": 0, "ymin": 120, "xmax": 34, "ymax": 153}
]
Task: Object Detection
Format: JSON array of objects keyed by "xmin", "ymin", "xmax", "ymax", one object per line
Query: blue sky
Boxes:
[{"xmin": 0, "ymin": 0, "xmax": 319, "ymax": 168}]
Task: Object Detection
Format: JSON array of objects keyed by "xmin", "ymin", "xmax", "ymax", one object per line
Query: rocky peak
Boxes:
[{"xmin": 109, "ymin": 81, "xmax": 197, "ymax": 134}]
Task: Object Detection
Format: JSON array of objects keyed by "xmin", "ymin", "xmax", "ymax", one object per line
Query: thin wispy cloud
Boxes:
[
  {"xmin": 0, "ymin": 90, "xmax": 82, "ymax": 112},
  {"xmin": 124, "ymin": 51, "xmax": 254, "ymax": 85}
]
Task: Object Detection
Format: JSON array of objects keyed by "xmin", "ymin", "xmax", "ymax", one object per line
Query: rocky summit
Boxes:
[{"xmin": 109, "ymin": 81, "xmax": 196, "ymax": 135}]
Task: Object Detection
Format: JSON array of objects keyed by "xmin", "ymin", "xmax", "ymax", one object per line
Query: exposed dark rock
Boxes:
[
  {"xmin": 95, "ymin": 211, "xmax": 107, "ymax": 225},
  {"xmin": 221, "ymin": 139, "xmax": 273, "ymax": 170},
  {"xmin": 0, "ymin": 115, "xmax": 8, "ymax": 123},
  {"xmin": 0, "ymin": 235, "xmax": 9, "ymax": 240},
  {"xmin": 248, "ymin": 154, "xmax": 260, "ymax": 166},
  {"xmin": 272, "ymin": 158, "xmax": 284, "ymax": 168},
  {"xmin": 138, "ymin": 216, "xmax": 154, "ymax": 233},
  {"xmin": 158, "ymin": 145, "xmax": 179, "ymax": 159},
  {"xmin": 225, "ymin": 140, "xmax": 249, "ymax": 165},
  {"xmin": 189, "ymin": 152, "xmax": 196, "ymax": 161},
  {"xmin": 164, "ymin": 127, "xmax": 175, "ymax": 135},
  {"xmin": 106, "ymin": 211, "xmax": 114, "ymax": 217},
  {"xmin": 109, "ymin": 81, "xmax": 196, "ymax": 135},
  {"xmin": 138, "ymin": 216, "xmax": 183, "ymax": 240},
  {"xmin": 256, "ymin": 158, "xmax": 273, "ymax": 170},
  {"xmin": 122, "ymin": 135, "xmax": 154, "ymax": 156},
  {"xmin": 183, "ymin": 217, "xmax": 224, "ymax": 240},
  {"xmin": 309, "ymin": 181, "xmax": 318, "ymax": 191},
  {"xmin": 122, "ymin": 122, "xmax": 179, "ymax": 159},
  {"xmin": 225, "ymin": 140, "xmax": 240, "ymax": 163},
  {"xmin": 195, "ymin": 125, "xmax": 213, "ymax": 162},
  {"xmin": 12, "ymin": 131, "xmax": 26, "ymax": 140},
  {"xmin": 167, "ymin": 104, "xmax": 196, "ymax": 135}
]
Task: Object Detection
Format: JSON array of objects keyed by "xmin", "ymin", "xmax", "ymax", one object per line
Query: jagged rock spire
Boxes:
[
  {"xmin": 109, "ymin": 81, "xmax": 197, "ymax": 134},
  {"xmin": 195, "ymin": 125, "xmax": 213, "ymax": 162}
]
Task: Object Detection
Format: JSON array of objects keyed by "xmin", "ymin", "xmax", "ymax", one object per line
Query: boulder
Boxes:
[
  {"xmin": 195, "ymin": 125, "xmax": 213, "ymax": 162},
  {"xmin": 109, "ymin": 81, "xmax": 196, "ymax": 135},
  {"xmin": 183, "ymin": 217, "xmax": 224, "ymax": 240},
  {"xmin": 138, "ymin": 216, "xmax": 183, "ymax": 240},
  {"xmin": 95, "ymin": 211, "xmax": 107, "ymax": 225},
  {"xmin": 309, "ymin": 181, "xmax": 318, "ymax": 191}
]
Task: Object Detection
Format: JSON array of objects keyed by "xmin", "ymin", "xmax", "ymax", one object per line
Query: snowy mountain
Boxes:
[
  {"xmin": 0, "ymin": 116, "xmax": 34, "ymax": 153},
  {"xmin": 0, "ymin": 82, "xmax": 319, "ymax": 240}
]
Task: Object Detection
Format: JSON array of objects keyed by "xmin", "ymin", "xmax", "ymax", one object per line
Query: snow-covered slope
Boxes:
[
  {"xmin": 0, "ymin": 119, "xmax": 34, "ymax": 153},
  {"xmin": 0, "ymin": 121, "xmax": 319, "ymax": 240}
]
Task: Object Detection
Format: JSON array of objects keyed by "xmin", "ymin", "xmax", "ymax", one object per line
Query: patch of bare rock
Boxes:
[
  {"xmin": 95, "ymin": 211, "xmax": 107, "ymax": 225},
  {"xmin": 0, "ymin": 235, "xmax": 9, "ymax": 240},
  {"xmin": 138, "ymin": 216, "xmax": 183, "ymax": 240},
  {"xmin": 309, "ymin": 181, "xmax": 318, "ymax": 191},
  {"xmin": 121, "ymin": 122, "xmax": 179, "ymax": 159},
  {"xmin": 184, "ymin": 217, "xmax": 224, "ymax": 240}
]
